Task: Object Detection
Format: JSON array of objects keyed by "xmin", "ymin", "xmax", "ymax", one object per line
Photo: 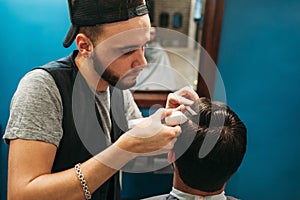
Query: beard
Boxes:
[
  {"xmin": 92, "ymin": 54, "xmax": 141, "ymax": 90},
  {"xmin": 104, "ymin": 69, "xmax": 137, "ymax": 89},
  {"xmin": 94, "ymin": 64, "xmax": 137, "ymax": 90}
]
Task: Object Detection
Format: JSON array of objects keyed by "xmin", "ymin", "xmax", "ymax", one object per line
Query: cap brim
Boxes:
[{"xmin": 63, "ymin": 25, "xmax": 79, "ymax": 48}]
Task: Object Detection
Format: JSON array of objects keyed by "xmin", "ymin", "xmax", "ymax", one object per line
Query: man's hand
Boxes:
[
  {"xmin": 115, "ymin": 108, "xmax": 182, "ymax": 155},
  {"xmin": 166, "ymin": 86, "xmax": 199, "ymax": 109}
]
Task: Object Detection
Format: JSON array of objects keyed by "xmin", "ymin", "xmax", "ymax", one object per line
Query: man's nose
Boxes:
[{"xmin": 132, "ymin": 48, "xmax": 147, "ymax": 69}]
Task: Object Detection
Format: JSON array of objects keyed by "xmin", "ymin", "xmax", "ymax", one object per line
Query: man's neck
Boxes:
[
  {"xmin": 173, "ymin": 167, "xmax": 225, "ymax": 197},
  {"xmin": 75, "ymin": 54, "xmax": 109, "ymax": 92}
]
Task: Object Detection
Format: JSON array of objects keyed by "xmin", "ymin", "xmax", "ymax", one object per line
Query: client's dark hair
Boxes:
[{"xmin": 175, "ymin": 97, "xmax": 247, "ymax": 192}]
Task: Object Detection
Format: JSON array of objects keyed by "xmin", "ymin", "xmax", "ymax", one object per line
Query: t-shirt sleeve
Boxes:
[
  {"xmin": 123, "ymin": 90, "xmax": 142, "ymax": 120},
  {"xmin": 3, "ymin": 69, "xmax": 63, "ymax": 147}
]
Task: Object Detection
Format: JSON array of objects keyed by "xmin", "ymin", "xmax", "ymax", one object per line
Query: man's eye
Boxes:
[
  {"xmin": 123, "ymin": 49, "xmax": 135, "ymax": 55},
  {"xmin": 122, "ymin": 45, "xmax": 147, "ymax": 56}
]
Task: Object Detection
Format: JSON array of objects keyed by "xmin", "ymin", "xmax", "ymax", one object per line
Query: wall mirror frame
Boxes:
[{"xmin": 132, "ymin": 0, "xmax": 225, "ymax": 108}]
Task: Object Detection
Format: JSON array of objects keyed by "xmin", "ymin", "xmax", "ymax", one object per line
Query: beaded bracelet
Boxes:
[{"xmin": 75, "ymin": 163, "xmax": 92, "ymax": 199}]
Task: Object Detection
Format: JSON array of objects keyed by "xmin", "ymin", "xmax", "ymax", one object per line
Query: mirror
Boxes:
[{"xmin": 132, "ymin": 0, "xmax": 225, "ymax": 108}]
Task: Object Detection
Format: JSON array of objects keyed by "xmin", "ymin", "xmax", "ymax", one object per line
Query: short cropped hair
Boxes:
[{"xmin": 175, "ymin": 97, "xmax": 247, "ymax": 192}]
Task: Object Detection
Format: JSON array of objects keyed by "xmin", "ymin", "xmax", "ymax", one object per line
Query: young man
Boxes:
[
  {"xmin": 3, "ymin": 1, "xmax": 198, "ymax": 199},
  {"xmin": 144, "ymin": 97, "xmax": 247, "ymax": 200}
]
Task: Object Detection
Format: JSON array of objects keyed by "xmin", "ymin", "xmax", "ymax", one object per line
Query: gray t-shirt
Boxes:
[{"xmin": 3, "ymin": 69, "xmax": 142, "ymax": 147}]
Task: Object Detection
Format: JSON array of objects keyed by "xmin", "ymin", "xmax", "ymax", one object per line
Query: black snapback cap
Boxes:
[{"xmin": 63, "ymin": 0, "xmax": 149, "ymax": 48}]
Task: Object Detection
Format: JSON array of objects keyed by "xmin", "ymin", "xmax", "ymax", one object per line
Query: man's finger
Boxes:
[
  {"xmin": 174, "ymin": 95, "xmax": 194, "ymax": 105},
  {"xmin": 173, "ymin": 125, "xmax": 182, "ymax": 137},
  {"xmin": 164, "ymin": 125, "xmax": 182, "ymax": 137},
  {"xmin": 168, "ymin": 93, "xmax": 194, "ymax": 105},
  {"xmin": 152, "ymin": 108, "xmax": 167, "ymax": 121},
  {"xmin": 174, "ymin": 86, "xmax": 199, "ymax": 101}
]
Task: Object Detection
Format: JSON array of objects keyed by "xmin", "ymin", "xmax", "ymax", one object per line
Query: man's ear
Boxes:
[{"xmin": 75, "ymin": 33, "xmax": 93, "ymax": 57}]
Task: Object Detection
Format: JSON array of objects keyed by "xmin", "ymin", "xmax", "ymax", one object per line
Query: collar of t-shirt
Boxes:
[
  {"xmin": 94, "ymin": 87, "xmax": 112, "ymax": 145},
  {"xmin": 169, "ymin": 187, "xmax": 226, "ymax": 200}
]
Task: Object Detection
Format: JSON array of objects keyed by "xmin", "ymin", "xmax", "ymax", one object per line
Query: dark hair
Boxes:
[
  {"xmin": 175, "ymin": 97, "xmax": 247, "ymax": 192},
  {"xmin": 79, "ymin": 25, "xmax": 103, "ymax": 46}
]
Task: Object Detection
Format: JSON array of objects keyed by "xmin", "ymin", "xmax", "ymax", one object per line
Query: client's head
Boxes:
[{"xmin": 173, "ymin": 97, "xmax": 247, "ymax": 194}]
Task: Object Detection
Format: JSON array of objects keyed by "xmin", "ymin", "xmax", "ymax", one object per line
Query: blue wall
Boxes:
[
  {"xmin": 1, "ymin": 0, "xmax": 300, "ymax": 199},
  {"xmin": 217, "ymin": 0, "xmax": 300, "ymax": 199},
  {"xmin": 0, "ymin": 1, "xmax": 73, "ymax": 199},
  {"xmin": 1, "ymin": 0, "xmax": 72, "ymax": 127}
]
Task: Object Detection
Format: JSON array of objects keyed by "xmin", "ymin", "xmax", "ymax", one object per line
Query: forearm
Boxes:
[
  {"xmin": 8, "ymin": 141, "xmax": 135, "ymax": 200},
  {"xmin": 8, "ymin": 107, "xmax": 180, "ymax": 199},
  {"xmin": 17, "ymin": 160, "xmax": 114, "ymax": 200}
]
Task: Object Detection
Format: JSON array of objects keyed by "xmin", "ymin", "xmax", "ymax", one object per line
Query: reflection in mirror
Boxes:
[
  {"xmin": 131, "ymin": 0, "xmax": 224, "ymax": 107},
  {"xmin": 132, "ymin": 0, "xmax": 206, "ymax": 91},
  {"xmin": 131, "ymin": 27, "xmax": 200, "ymax": 91},
  {"xmin": 132, "ymin": 26, "xmax": 177, "ymax": 91},
  {"xmin": 173, "ymin": 13, "xmax": 182, "ymax": 29}
]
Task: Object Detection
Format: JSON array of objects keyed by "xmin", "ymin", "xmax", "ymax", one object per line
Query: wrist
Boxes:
[
  {"xmin": 114, "ymin": 132, "xmax": 140, "ymax": 153},
  {"xmin": 94, "ymin": 135, "xmax": 137, "ymax": 170}
]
